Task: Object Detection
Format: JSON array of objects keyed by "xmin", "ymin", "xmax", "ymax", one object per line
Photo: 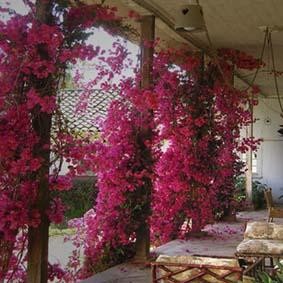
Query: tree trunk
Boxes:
[{"xmin": 27, "ymin": 1, "xmax": 54, "ymax": 282}]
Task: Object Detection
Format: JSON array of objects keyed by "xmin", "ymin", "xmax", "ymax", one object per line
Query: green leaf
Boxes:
[
  {"xmin": 277, "ymin": 261, "xmax": 283, "ymax": 272},
  {"xmin": 276, "ymin": 273, "xmax": 283, "ymax": 283},
  {"xmin": 258, "ymin": 272, "xmax": 273, "ymax": 283}
]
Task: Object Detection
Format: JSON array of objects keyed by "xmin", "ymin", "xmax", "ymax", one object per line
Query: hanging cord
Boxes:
[
  {"xmin": 246, "ymin": 28, "xmax": 268, "ymax": 131},
  {"xmin": 196, "ymin": 0, "xmax": 269, "ymax": 94},
  {"xmin": 195, "ymin": 0, "xmax": 232, "ymax": 87},
  {"xmin": 269, "ymin": 31, "xmax": 283, "ymax": 114},
  {"xmin": 245, "ymin": 27, "xmax": 268, "ymax": 91}
]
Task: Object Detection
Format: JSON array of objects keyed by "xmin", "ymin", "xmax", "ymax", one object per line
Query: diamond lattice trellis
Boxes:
[{"xmin": 57, "ymin": 89, "xmax": 118, "ymax": 132}]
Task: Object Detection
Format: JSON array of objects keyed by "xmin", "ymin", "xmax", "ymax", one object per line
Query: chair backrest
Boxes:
[{"xmin": 264, "ymin": 188, "xmax": 274, "ymax": 208}]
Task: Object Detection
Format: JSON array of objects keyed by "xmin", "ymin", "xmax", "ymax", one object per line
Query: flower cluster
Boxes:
[
  {"xmin": 218, "ymin": 48, "xmax": 264, "ymax": 70},
  {"xmin": 1, "ymin": 1, "xmax": 262, "ymax": 281},
  {"xmin": 77, "ymin": 47, "xmax": 261, "ymax": 275},
  {"xmin": 0, "ymin": 1, "xmax": 123, "ymax": 281}
]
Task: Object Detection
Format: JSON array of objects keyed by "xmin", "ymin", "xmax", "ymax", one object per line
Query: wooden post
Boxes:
[
  {"xmin": 140, "ymin": 15, "xmax": 155, "ymax": 89},
  {"xmin": 245, "ymin": 87, "xmax": 255, "ymax": 204},
  {"xmin": 246, "ymin": 100, "xmax": 254, "ymax": 203},
  {"xmin": 27, "ymin": 1, "xmax": 53, "ymax": 282},
  {"xmin": 134, "ymin": 15, "xmax": 155, "ymax": 261}
]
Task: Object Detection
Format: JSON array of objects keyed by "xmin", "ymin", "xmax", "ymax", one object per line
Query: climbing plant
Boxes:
[
  {"xmin": 0, "ymin": 1, "xmax": 130, "ymax": 281},
  {"xmin": 71, "ymin": 47, "xmax": 262, "ymax": 277},
  {"xmin": 0, "ymin": 1, "xmax": 262, "ymax": 282}
]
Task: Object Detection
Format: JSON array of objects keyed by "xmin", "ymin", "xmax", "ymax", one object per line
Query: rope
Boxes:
[
  {"xmin": 195, "ymin": 1, "xmax": 283, "ymax": 119},
  {"xmin": 244, "ymin": 28, "xmax": 268, "ymax": 91},
  {"xmin": 195, "ymin": 0, "xmax": 232, "ymax": 87},
  {"xmin": 269, "ymin": 31, "xmax": 283, "ymax": 114}
]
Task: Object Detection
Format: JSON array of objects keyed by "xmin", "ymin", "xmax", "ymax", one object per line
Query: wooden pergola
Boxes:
[
  {"xmin": 27, "ymin": 1, "xmax": 283, "ymax": 281},
  {"xmin": 84, "ymin": 0, "xmax": 283, "ymax": 202}
]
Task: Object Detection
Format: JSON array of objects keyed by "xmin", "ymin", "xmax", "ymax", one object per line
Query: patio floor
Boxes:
[{"xmin": 81, "ymin": 209, "xmax": 281, "ymax": 283}]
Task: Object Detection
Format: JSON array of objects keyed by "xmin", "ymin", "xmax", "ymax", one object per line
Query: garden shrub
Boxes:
[
  {"xmin": 252, "ymin": 181, "xmax": 267, "ymax": 209},
  {"xmin": 258, "ymin": 261, "xmax": 283, "ymax": 282},
  {"xmin": 234, "ymin": 176, "xmax": 267, "ymax": 210},
  {"xmin": 56, "ymin": 177, "xmax": 97, "ymax": 227},
  {"xmin": 83, "ymin": 243, "xmax": 135, "ymax": 274}
]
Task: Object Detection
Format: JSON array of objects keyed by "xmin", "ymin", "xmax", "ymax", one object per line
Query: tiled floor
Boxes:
[{"xmin": 82, "ymin": 209, "xmax": 278, "ymax": 283}]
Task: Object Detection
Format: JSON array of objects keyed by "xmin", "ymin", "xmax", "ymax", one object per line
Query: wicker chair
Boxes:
[{"xmin": 264, "ymin": 188, "xmax": 283, "ymax": 222}]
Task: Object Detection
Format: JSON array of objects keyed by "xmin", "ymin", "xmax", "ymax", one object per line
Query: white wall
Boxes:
[
  {"xmin": 252, "ymin": 97, "xmax": 283, "ymax": 202},
  {"xmin": 51, "ymin": 156, "xmax": 95, "ymax": 177}
]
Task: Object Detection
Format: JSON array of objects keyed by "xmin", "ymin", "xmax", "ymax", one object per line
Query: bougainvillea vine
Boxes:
[
  {"xmin": 0, "ymin": 0, "xmax": 262, "ymax": 282},
  {"xmin": 0, "ymin": 1, "xmax": 127, "ymax": 281}
]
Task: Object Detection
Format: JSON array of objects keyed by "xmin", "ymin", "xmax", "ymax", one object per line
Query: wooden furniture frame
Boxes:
[
  {"xmin": 236, "ymin": 252, "xmax": 282, "ymax": 282},
  {"xmin": 242, "ymin": 256, "xmax": 265, "ymax": 281},
  {"xmin": 151, "ymin": 261, "xmax": 243, "ymax": 283},
  {"xmin": 236, "ymin": 252, "xmax": 279, "ymax": 269},
  {"xmin": 235, "ymin": 221, "xmax": 283, "ymax": 280},
  {"xmin": 264, "ymin": 188, "xmax": 283, "ymax": 222}
]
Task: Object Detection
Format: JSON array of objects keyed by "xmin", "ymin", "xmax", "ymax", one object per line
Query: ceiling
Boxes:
[{"xmin": 87, "ymin": 0, "xmax": 283, "ymax": 98}]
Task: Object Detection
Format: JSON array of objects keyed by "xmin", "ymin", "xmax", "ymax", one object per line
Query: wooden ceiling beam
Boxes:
[{"xmin": 131, "ymin": 0, "xmax": 267, "ymax": 96}]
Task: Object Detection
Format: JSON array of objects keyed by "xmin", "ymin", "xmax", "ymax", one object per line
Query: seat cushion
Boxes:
[
  {"xmin": 236, "ymin": 239, "xmax": 283, "ymax": 255},
  {"xmin": 155, "ymin": 255, "xmax": 241, "ymax": 282},
  {"xmin": 244, "ymin": 222, "xmax": 271, "ymax": 239},
  {"xmin": 244, "ymin": 221, "xmax": 283, "ymax": 240}
]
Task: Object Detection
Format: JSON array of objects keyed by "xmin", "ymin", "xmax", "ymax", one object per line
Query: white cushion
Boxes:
[
  {"xmin": 244, "ymin": 221, "xmax": 283, "ymax": 240},
  {"xmin": 155, "ymin": 255, "xmax": 241, "ymax": 282},
  {"xmin": 237, "ymin": 239, "xmax": 283, "ymax": 255}
]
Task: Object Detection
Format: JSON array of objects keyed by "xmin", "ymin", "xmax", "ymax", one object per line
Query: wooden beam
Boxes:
[
  {"xmin": 245, "ymin": 103, "xmax": 254, "ymax": 203},
  {"xmin": 131, "ymin": 0, "xmax": 267, "ymax": 97},
  {"xmin": 140, "ymin": 15, "xmax": 155, "ymax": 88},
  {"xmin": 134, "ymin": 15, "xmax": 155, "ymax": 261}
]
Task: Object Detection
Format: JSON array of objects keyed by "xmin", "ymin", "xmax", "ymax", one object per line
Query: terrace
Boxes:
[{"xmin": 1, "ymin": 1, "xmax": 283, "ymax": 282}]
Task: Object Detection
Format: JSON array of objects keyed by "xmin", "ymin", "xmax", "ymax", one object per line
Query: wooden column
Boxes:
[
  {"xmin": 140, "ymin": 15, "xmax": 155, "ymax": 88},
  {"xmin": 27, "ymin": 1, "xmax": 53, "ymax": 282},
  {"xmin": 134, "ymin": 15, "xmax": 155, "ymax": 261},
  {"xmin": 246, "ymin": 100, "xmax": 254, "ymax": 203}
]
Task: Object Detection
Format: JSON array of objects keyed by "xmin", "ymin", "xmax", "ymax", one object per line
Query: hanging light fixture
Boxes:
[{"xmin": 175, "ymin": 3, "xmax": 205, "ymax": 32}]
